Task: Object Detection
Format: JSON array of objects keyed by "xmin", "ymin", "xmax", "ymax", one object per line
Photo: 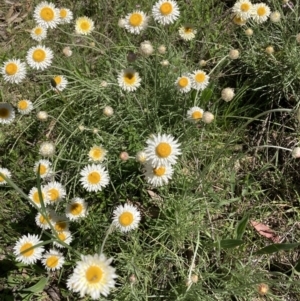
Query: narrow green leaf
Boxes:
[
  {"xmin": 255, "ymin": 243, "xmax": 300, "ymax": 255},
  {"xmin": 218, "ymin": 239, "xmax": 244, "ymax": 249},
  {"xmin": 200, "ymin": 88, "xmax": 213, "ymax": 102},
  {"xmin": 235, "ymin": 214, "xmax": 249, "ymax": 240},
  {"xmin": 22, "ymin": 277, "xmax": 48, "ymax": 293},
  {"xmin": 294, "ymin": 260, "xmax": 300, "ymax": 273}
]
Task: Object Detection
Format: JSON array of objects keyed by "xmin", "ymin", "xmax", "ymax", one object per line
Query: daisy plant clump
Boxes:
[
  {"xmin": 124, "ymin": 11, "xmax": 149, "ymax": 34},
  {"xmin": 33, "ymin": 1, "xmax": 60, "ymax": 29},
  {"xmin": 152, "ymin": 0, "xmax": 180, "ymax": 25},
  {"xmin": 1, "ymin": 59, "xmax": 27, "ymax": 84},
  {"xmin": 75, "ymin": 16, "xmax": 94, "ymax": 35},
  {"xmin": 17, "ymin": 99, "xmax": 34, "ymax": 115}
]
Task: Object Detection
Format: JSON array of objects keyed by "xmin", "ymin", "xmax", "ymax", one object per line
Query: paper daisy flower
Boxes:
[
  {"xmin": 112, "ymin": 203, "xmax": 141, "ymax": 232},
  {"xmin": 152, "ymin": 0, "xmax": 180, "ymax": 25},
  {"xmin": 45, "ymin": 181, "xmax": 66, "ymax": 204},
  {"xmin": 178, "ymin": 25, "xmax": 197, "ymax": 41},
  {"xmin": 252, "ymin": 3, "xmax": 271, "ymax": 24},
  {"xmin": 53, "ymin": 230, "xmax": 73, "ymax": 248},
  {"xmin": 34, "ymin": 1, "xmax": 60, "ymax": 29},
  {"xmin": 42, "ymin": 249, "xmax": 65, "ymax": 271},
  {"xmin": 175, "ymin": 75, "xmax": 192, "ymax": 93},
  {"xmin": 28, "ymin": 186, "xmax": 50, "ymax": 208},
  {"xmin": 39, "ymin": 141, "xmax": 55, "ymax": 157},
  {"xmin": 145, "ymin": 163, "xmax": 174, "ymax": 187},
  {"xmin": 88, "ymin": 145, "xmax": 107, "ymax": 162},
  {"xmin": 136, "ymin": 150, "xmax": 147, "ymax": 164},
  {"xmin": 35, "ymin": 210, "xmax": 55, "ymax": 230},
  {"xmin": 232, "ymin": 14, "xmax": 247, "ymax": 26},
  {"xmin": 117, "ymin": 69, "xmax": 141, "ymax": 92},
  {"xmin": 1, "ymin": 58, "xmax": 26, "ymax": 84},
  {"xmin": 51, "ymin": 75, "xmax": 68, "ymax": 91},
  {"xmin": 13, "ymin": 234, "xmax": 44, "ymax": 265},
  {"xmin": 187, "ymin": 106, "xmax": 204, "ymax": 122},
  {"xmin": 232, "ymin": 0, "xmax": 253, "ymax": 20},
  {"xmin": 79, "ymin": 164, "xmax": 110, "ymax": 192},
  {"xmin": 0, "ymin": 103, "xmax": 15, "ymax": 125},
  {"xmin": 59, "ymin": 8, "xmax": 73, "ymax": 24},
  {"xmin": 190, "ymin": 70, "xmax": 209, "ymax": 91},
  {"xmin": 0, "ymin": 167, "xmax": 11, "ymax": 185},
  {"xmin": 30, "ymin": 26, "xmax": 47, "ymax": 42},
  {"xmin": 67, "ymin": 253, "xmax": 117, "ymax": 299},
  {"xmin": 124, "ymin": 11, "xmax": 149, "ymax": 34},
  {"xmin": 34, "ymin": 159, "xmax": 52, "ymax": 179},
  {"xmin": 26, "ymin": 45, "xmax": 53, "ymax": 70},
  {"xmin": 52, "ymin": 216, "xmax": 69, "ymax": 232},
  {"xmin": 145, "ymin": 133, "xmax": 181, "ymax": 167},
  {"xmin": 66, "ymin": 197, "xmax": 88, "ymax": 221},
  {"xmin": 75, "ymin": 16, "xmax": 94, "ymax": 35},
  {"xmin": 17, "ymin": 99, "xmax": 33, "ymax": 115}
]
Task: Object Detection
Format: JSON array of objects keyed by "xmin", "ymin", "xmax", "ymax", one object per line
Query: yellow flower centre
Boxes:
[
  {"xmin": 88, "ymin": 171, "xmax": 101, "ymax": 184},
  {"xmin": 240, "ymin": 3, "xmax": 250, "ymax": 12},
  {"xmin": 48, "ymin": 188, "xmax": 59, "ymax": 201},
  {"xmin": 129, "ymin": 13, "xmax": 143, "ymax": 27},
  {"xmin": 80, "ymin": 20, "xmax": 91, "ymax": 31},
  {"xmin": 178, "ymin": 77, "xmax": 188, "ymax": 88},
  {"xmin": 153, "ymin": 166, "xmax": 166, "ymax": 176},
  {"xmin": 60, "ymin": 9, "xmax": 67, "ymax": 18},
  {"xmin": 46, "ymin": 256, "xmax": 59, "ymax": 268},
  {"xmin": 54, "ymin": 76, "xmax": 62, "ymax": 84},
  {"xmin": 119, "ymin": 212, "xmax": 134, "ymax": 226},
  {"xmin": 37, "ymin": 164, "xmax": 47, "ymax": 175},
  {"xmin": 90, "ymin": 148, "xmax": 103, "ymax": 160},
  {"xmin": 32, "ymin": 49, "xmax": 46, "ymax": 63},
  {"xmin": 0, "ymin": 176, "xmax": 4, "ymax": 182},
  {"xmin": 39, "ymin": 214, "xmax": 47, "ymax": 224},
  {"xmin": 58, "ymin": 232, "xmax": 66, "ymax": 241},
  {"xmin": 0, "ymin": 107, "xmax": 10, "ymax": 119},
  {"xmin": 70, "ymin": 203, "xmax": 83, "ymax": 215},
  {"xmin": 40, "ymin": 7, "xmax": 55, "ymax": 21},
  {"xmin": 192, "ymin": 111, "xmax": 203, "ymax": 119},
  {"xmin": 32, "ymin": 191, "xmax": 44, "ymax": 204},
  {"xmin": 18, "ymin": 100, "xmax": 28, "ymax": 110},
  {"xmin": 195, "ymin": 73, "xmax": 206, "ymax": 83},
  {"xmin": 20, "ymin": 242, "xmax": 34, "ymax": 257},
  {"xmin": 184, "ymin": 27, "xmax": 192, "ymax": 33},
  {"xmin": 155, "ymin": 142, "xmax": 171, "ymax": 158},
  {"xmin": 86, "ymin": 266, "xmax": 103, "ymax": 284},
  {"xmin": 123, "ymin": 72, "xmax": 136, "ymax": 85},
  {"xmin": 55, "ymin": 221, "xmax": 68, "ymax": 232},
  {"xmin": 35, "ymin": 27, "xmax": 43, "ymax": 35},
  {"xmin": 5, "ymin": 63, "xmax": 18, "ymax": 75},
  {"xmin": 257, "ymin": 7, "xmax": 266, "ymax": 16},
  {"xmin": 160, "ymin": 3, "xmax": 173, "ymax": 15}
]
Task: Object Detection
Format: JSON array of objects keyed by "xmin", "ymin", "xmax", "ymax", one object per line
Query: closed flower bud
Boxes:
[
  {"xmin": 62, "ymin": 46, "xmax": 72, "ymax": 57},
  {"xmin": 245, "ymin": 28, "xmax": 253, "ymax": 36},
  {"xmin": 229, "ymin": 49, "xmax": 240, "ymax": 59},
  {"xmin": 257, "ymin": 283, "xmax": 269, "ymax": 296},
  {"xmin": 199, "ymin": 60, "xmax": 207, "ymax": 67},
  {"xmin": 140, "ymin": 41, "xmax": 154, "ymax": 57},
  {"xmin": 39, "ymin": 141, "xmax": 55, "ymax": 157},
  {"xmin": 265, "ymin": 46, "xmax": 274, "ymax": 54},
  {"xmin": 157, "ymin": 45, "xmax": 166, "ymax": 54},
  {"xmin": 221, "ymin": 87, "xmax": 235, "ymax": 102},
  {"xmin": 120, "ymin": 151, "xmax": 129, "ymax": 161},
  {"xmin": 270, "ymin": 11, "xmax": 281, "ymax": 23},
  {"xmin": 292, "ymin": 147, "xmax": 300, "ymax": 158},
  {"xmin": 103, "ymin": 106, "xmax": 114, "ymax": 117},
  {"xmin": 202, "ymin": 111, "xmax": 214, "ymax": 124},
  {"xmin": 36, "ymin": 111, "xmax": 48, "ymax": 121}
]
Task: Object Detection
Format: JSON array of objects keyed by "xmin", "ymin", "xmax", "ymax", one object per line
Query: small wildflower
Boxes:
[
  {"xmin": 257, "ymin": 283, "xmax": 269, "ymax": 296},
  {"xmin": 265, "ymin": 46, "xmax": 274, "ymax": 54},
  {"xmin": 26, "ymin": 45, "xmax": 53, "ymax": 70},
  {"xmin": 58, "ymin": 7, "xmax": 73, "ymax": 24},
  {"xmin": 187, "ymin": 106, "xmax": 204, "ymax": 122},
  {"xmin": 232, "ymin": 0, "xmax": 253, "ymax": 20},
  {"xmin": 118, "ymin": 18, "xmax": 126, "ymax": 28},
  {"xmin": 66, "ymin": 197, "xmax": 88, "ymax": 221},
  {"xmin": 88, "ymin": 145, "xmax": 107, "ymax": 162},
  {"xmin": 124, "ymin": 11, "xmax": 149, "ymax": 34},
  {"xmin": 120, "ymin": 151, "xmax": 129, "ymax": 161},
  {"xmin": 117, "ymin": 69, "xmax": 141, "ymax": 92},
  {"xmin": 136, "ymin": 151, "xmax": 147, "ymax": 163},
  {"xmin": 252, "ymin": 3, "xmax": 271, "ymax": 24},
  {"xmin": 1, "ymin": 59, "xmax": 26, "ymax": 84},
  {"xmin": 190, "ymin": 70, "xmax": 209, "ymax": 90},
  {"xmin": 160, "ymin": 60, "xmax": 169, "ymax": 66},
  {"xmin": 152, "ymin": 0, "xmax": 180, "ymax": 25},
  {"xmin": 42, "ymin": 249, "xmax": 65, "ymax": 271},
  {"xmin": 51, "ymin": 75, "xmax": 68, "ymax": 91},
  {"xmin": 175, "ymin": 75, "xmax": 192, "ymax": 93},
  {"xmin": 245, "ymin": 28, "xmax": 253, "ymax": 36},
  {"xmin": 30, "ymin": 26, "xmax": 47, "ymax": 41},
  {"xmin": 270, "ymin": 11, "xmax": 281, "ymax": 23},
  {"xmin": 112, "ymin": 204, "xmax": 141, "ymax": 232},
  {"xmin": 178, "ymin": 25, "xmax": 197, "ymax": 41},
  {"xmin": 17, "ymin": 100, "xmax": 33, "ymax": 115},
  {"xmin": 75, "ymin": 16, "xmax": 94, "ymax": 35},
  {"xmin": 34, "ymin": 1, "xmax": 60, "ymax": 29}
]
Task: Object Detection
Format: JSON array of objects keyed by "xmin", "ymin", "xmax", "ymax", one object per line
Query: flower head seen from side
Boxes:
[
  {"xmin": 175, "ymin": 75, "xmax": 192, "ymax": 93},
  {"xmin": 117, "ymin": 69, "xmax": 141, "ymax": 92},
  {"xmin": 152, "ymin": 0, "xmax": 180, "ymax": 25},
  {"xmin": 232, "ymin": 14, "xmax": 247, "ymax": 26},
  {"xmin": 35, "ymin": 210, "xmax": 55, "ymax": 230},
  {"xmin": 66, "ymin": 197, "xmax": 88, "ymax": 221},
  {"xmin": 17, "ymin": 99, "xmax": 33, "ymax": 115},
  {"xmin": 1, "ymin": 59, "xmax": 27, "ymax": 84},
  {"xmin": 251, "ymin": 3, "xmax": 271, "ymax": 24},
  {"xmin": 13, "ymin": 234, "xmax": 44, "ymax": 265},
  {"xmin": 112, "ymin": 204, "xmax": 141, "ymax": 232},
  {"xmin": 30, "ymin": 26, "xmax": 47, "ymax": 42},
  {"xmin": 26, "ymin": 45, "xmax": 53, "ymax": 70},
  {"xmin": 0, "ymin": 167, "xmax": 11, "ymax": 185},
  {"xmin": 34, "ymin": 159, "xmax": 52, "ymax": 179},
  {"xmin": 178, "ymin": 25, "xmax": 197, "ymax": 41},
  {"xmin": 45, "ymin": 181, "xmax": 66, "ymax": 204},
  {"xmin": 53, "ymin": 230, "xmax": 73, "ymax": 248},
  {"xmin": 88, "ymin": 145, "xmax": 107, "ymax": 162},
  {"xmin": 28, "ymin": 186, "xmax": 50, "ymax": 208},
  {"xmin": 42, "ymin": 249, "xmax": 65, "ymax": 271},
  {"xmin": 75, "ymin": 16, "xmax": 94, "ymax": 35},
  {"xmin": 34, "ymin": 1, "xmax": 60, "ymax": 29},
  {"xmin": 232, "ymin": 0, "xmax": 253, "ymax": 20},
  {"xmin": 187, "ymin": 106, "xmax": 204, "ymax": 122},
  {"xmin": 145, "ymin": 163, "xmax": 174, "ymax": 187},
  {"xmin": 145, "ymin": 133, "xmax": 181, "ymax": 167},
  {"xmin": 0, "ymin": 103, "xmax": 15, "ymax": 125},
  {"xmin": 52, "ymin": 215, "xmax": 69, "ymax": 233},
  {"xmin": 67, "ymin": 253, "xmax": 117, "ymax": 299},
  {"xmin": 80, "ymin": 164, "xmax": 110, "ymax": 192},
  {"xmin": 190, "ymin": 70, "xmax": 210, "ymax": 91},
  {"xmin": 124, "ymin": 11, "xmax": 149, "ymax": 34},
  {"xmin": 51, "ymin": 75, "xmax": 68, "ymax": 91},
  {"xmin": 59, "ymin": 8, "xmax": 73, "ymax": 24}
]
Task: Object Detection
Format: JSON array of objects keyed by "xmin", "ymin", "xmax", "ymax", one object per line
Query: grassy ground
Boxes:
[{"xmin": 1, "ymin": 0, "xmax": 300, "ymax": 300}]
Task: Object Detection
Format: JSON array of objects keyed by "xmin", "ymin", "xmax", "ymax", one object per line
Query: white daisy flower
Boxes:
[
  {"xmin": 79, "ymin": 164, "xmax": 110, "ymax": 192},
  {"xmin": 75, "ymin": 16, "xmax": 94, "ymax": 35},
  {"xmin": 124, "ymin": 11, "xmax": 149, "ymax": 34},
  {"xmin": 175, "ymin": 75, "xmax": 192, "ymax": 93},
  {"xmin": 44, "ymin": 181, "xmax": 66, "ymax": 204},
  {"xmin": 35, "ymin": 210, "xmax": 56, "ymax": 230},
  {"xmin": 178, "ymin": 25, "xmax": 197, "ymax": 41},
  {"xmin": 152, "ymin": 0, "xmax": 180, "ymax": 25},
  {"xmin": 39, "ymin": 141, "xmax": 55, "ymax": 157},
  {"xmin": 0, "ymin": 167, "xmax": 11, "ymax": 185},
  {"xmin": 252, "ymin": 3, "xmax": 271, "ymax": 24},
  {"xmin": 0, "ymin": 103, "xmax": 15, "ymax": 125},
  {"xmin": 51, "ymin": 75, "xmax": 68, "ymax": 91},
  {"xmin": 52, "ymin": 215, "xmax": 69, "ymax": 232},
  {"xmin": 117, "ymin": 69, "xmax": 141, "ymax": 92},
  {"xmin": 144, "ymin": 133, "xmax": 181, "ymax": 167},
  {"xmin": 33, "ymin": 1, "xmax": 60, "ymax": 29},
  {"xmin": 58, "ymin": 8, "xmax": 73, "ymax": 24},
  {"xmin": 187, "ymin": 106, "xmax": 204, "ymax": 122},
  {"xmin": 232, "ymin": 14, "xmax": 247, "ymax": 26},
  {"xmin": 144, "ymin": 163, "xmax": 174, "ymax": 187},
  {"xmin": 67, "ymin": 253, "xmax": 117, "ymax": 299},
  {"xmin": 28, "ymin": 186, "xmax": 50, "ymax": 208},
  {"xmin": 33, "ymin": 159, "xmax": 52, "ymax": 179},
  {"xmin": 13, "ymin": 234, "xmax": 44, "ymax": 265},
  {"xmin": 112, "ymin": 203, "xmax": 141, "ymax": 232},
  {"xmin": 232, "ymin": 0, "xmax": 253, "ymax": 20},
  {"xmin": 66, "ymin": 197, "xmax": 88, "ymax": 221},
  {"xmin": 42, "ymin": 249, "xmax": 65, "ymax": 271},
  {"xmin": 1, "ymin": 59, "xmax": 27, "ymax": 84},
  {"xmin": 53, "ymin": 230, "xmax": 73, "ymax": 248},
  {"xmin": 26, "ymin": 45, "xmax": 53, "ymax": 70},
  {"xmin": 30, "ymin": 26, "xmax": 47, "ymax": 42},
  {"xmin": 190, "ymin": 70, "xmax": 209, "ymax": 90},
  {"xmin": 88, "ymin": 145, "xmax": 107, "ymax": 162},
  {"xmin": 17, "ymin": 99, "xmax": 33, "ymax": 115}
]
